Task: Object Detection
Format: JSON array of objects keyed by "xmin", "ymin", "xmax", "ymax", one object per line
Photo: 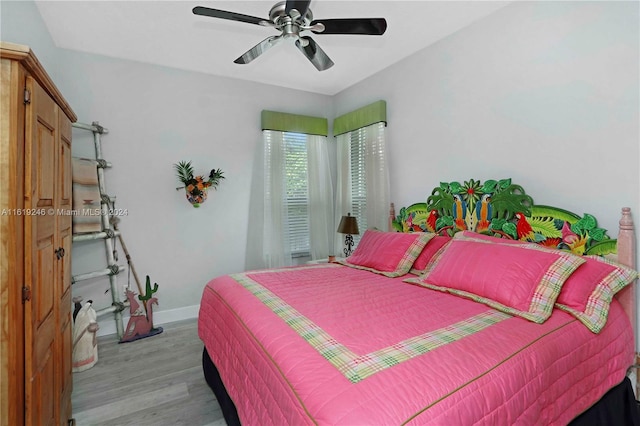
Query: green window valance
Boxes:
[
  {"xmin": 261, "ymin": 110, "xmax": 328, "ymax": 136},
  {"xmin": 333, "ymin": 100, "xmax": 387, "ymax": 136}
]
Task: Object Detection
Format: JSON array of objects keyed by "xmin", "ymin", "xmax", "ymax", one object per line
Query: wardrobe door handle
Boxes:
[{"xmin": 55, "ymin": 247, "xmax": 65, "ymax": 260}]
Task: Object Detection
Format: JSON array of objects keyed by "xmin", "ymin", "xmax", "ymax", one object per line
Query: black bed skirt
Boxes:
[
  {"xmin": 202, "ymin": 347, "xmax": 639, "ymax": 425},
  {"xmin": 570, "ymin": 373, "xmax": 640, "ymax": 426},
  {"xmin": 202, "ymin": 348, "xmax": 241, "ymax": 426}
]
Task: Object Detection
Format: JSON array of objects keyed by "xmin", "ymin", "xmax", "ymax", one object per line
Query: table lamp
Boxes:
[{"xmin": 337, "ymin": 213, "xmax": 359, "ymax": 257}]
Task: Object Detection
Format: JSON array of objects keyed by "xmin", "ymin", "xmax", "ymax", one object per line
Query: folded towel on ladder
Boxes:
[{"xmin": 72, "ymin": 157, "xmax": 102, "ymax": 233}]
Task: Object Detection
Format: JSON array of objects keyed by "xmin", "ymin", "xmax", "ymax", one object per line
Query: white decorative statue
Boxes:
[{"xmin": 72, "ymin": 299, "xmax": 99, "ymax": 372}]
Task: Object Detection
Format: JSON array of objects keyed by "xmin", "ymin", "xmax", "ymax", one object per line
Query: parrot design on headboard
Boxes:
[
  {"xmin": 515, "ymin": 212, "xmax": 535, "ymax": 241},
  {"xmin": 452, "ymin": 194, "xmax": 467, "ymax": 231},
  {"xmin": 425, "ymin": 210, "xmax": 438, "ymax": 233},
  {"xmin": 475, "ymin": 193, "xmax": 492, "ymax": 233}
]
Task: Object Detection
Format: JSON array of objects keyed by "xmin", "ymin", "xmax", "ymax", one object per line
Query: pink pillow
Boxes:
[
  {"xmin": 405, "ymin": 238, "xmax": 584, "ymax": 323},
  {"xmin": 454, "ymin": 231, "xmax": 639, "ymax": 332},
  {"xmin": 410, "ymin": 235, "xmax": 451, "ymax": 274},
  {"xmin": 555, "ymin": 255, "xmax": 638, "ymax": 333},
  {"xmin": 341, "ymin": 230, "xmax": 435, "ymax": 277}
]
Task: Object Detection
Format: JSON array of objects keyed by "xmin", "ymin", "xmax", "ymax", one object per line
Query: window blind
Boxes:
[
  {"xmin": 348, "ymin": 121, "xmax": 387, "ymax": 243},
  {"xmin": 264, "ymin": 130, "xmax": 311, "ymax": 256},
  {"xmin": 350, "ymin": 128, "xmax": 367, "ymax": 243}
]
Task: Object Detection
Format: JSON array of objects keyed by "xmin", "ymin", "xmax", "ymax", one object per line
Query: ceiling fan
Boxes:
[{"xmin": 192, "ymin": 1, "xmax": 387, "ymax": 71}]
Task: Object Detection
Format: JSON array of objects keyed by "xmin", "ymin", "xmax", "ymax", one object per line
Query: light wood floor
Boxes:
[{"xmin": 71, "ymin": 319, "xmax": 227, "ymax": 426}]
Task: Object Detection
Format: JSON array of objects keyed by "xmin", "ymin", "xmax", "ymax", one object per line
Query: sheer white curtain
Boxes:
[
  {"xmin": 334, "ymin": 133, "xmax": 352, "ymax": 256},
  {"xmin": 263, "ymin": 130, "xmax": 292, "ymax": 268},
  {"xmin": 363, "ymin": 122, "xmax": 390, "ymax": 231},
  {"xmin": 246, "ymin": 130, "xmax": 333, "ymax": 270},
  {"xmin": 334, "ymin": 122, "xmax": 389, "ymax": 256},
  {"xmin": 307, "ymin": 134, "xmax": 333, "ymax": 260}
]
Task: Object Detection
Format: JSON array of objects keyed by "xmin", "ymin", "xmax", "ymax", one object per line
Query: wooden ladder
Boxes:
[{"xmin": 71, "ymin": 121, "xmax": 127, "ymax": 338}]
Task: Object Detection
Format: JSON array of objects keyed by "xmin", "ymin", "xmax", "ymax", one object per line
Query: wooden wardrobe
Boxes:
[{"xmin": 1, "ymin": 42, "xmax": 77, "ymax": 426}]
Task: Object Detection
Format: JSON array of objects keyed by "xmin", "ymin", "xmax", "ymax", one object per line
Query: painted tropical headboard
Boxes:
[{"xmin": 391, "ymin": 178, "xmax": 616, "ymax": 256}]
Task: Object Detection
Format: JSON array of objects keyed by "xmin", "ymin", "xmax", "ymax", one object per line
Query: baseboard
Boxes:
[{"xmin": 95, "ymin": 304, "xmax": 200, "ymax": 337}]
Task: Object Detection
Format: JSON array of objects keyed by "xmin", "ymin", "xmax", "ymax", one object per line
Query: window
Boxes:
[
  {"xmin": 348, "ymin": 127, "xmax": 368, "ymax": 243},
  {"xmin": 260, "ymin": 129, "xmax": 333, "ymax": 266},
  {"xmin": 247, "ymin": 110, "xmax": 332, "ymax": 270},
  {"xmin": 335, "ymin": 120, "xmax": 389, "ymax": 253},
  {"xmin": 265, "ymin": 131, "xmax": 310, "ymax": 256}
]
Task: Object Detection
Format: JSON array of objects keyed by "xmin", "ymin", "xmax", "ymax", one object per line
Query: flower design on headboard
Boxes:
[{"xmin": 392, "ymin": 178, "xmax": 615, "ymax": 256}]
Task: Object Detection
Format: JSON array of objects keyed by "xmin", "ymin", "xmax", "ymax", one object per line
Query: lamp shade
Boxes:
[{"xmin": 337, "ymin": 213, "xmax": 359, "ymax": 235}]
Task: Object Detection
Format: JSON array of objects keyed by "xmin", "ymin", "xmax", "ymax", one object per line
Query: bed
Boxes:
[{"xmin": 199, "ymin": 179, "xmax": 639, "ymax": 425}]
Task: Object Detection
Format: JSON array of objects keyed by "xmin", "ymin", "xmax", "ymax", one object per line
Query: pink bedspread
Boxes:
[{"xmin": 198, "ymin": 264, "xmax": 634, "ymax": 425}]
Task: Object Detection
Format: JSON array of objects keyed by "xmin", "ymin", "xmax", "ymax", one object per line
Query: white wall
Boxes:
[
  {"xmin": 2, "ymin": 0, "xmax": 333, "ymax": 334},
  {"xmin": 1, "ymin": 1, "xmax": 60, "ymax": 78},
  {"xmin": 62, "ymin": 52, "xmax": 333, "ymax": 331},
  {"xmin": 335, "ymin": 0, "xmax": 639, "ymax": 262}
]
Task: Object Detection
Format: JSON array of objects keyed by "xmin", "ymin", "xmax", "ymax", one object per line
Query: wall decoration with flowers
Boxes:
[{"xmin": 174, "ymin": 161, "xmax": 225, "ymax": 207}]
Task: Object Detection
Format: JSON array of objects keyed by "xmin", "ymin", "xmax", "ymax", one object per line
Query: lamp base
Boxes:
[{"xmin": 343, "ymin": 234, "xmax": 354, "ymax": 257}]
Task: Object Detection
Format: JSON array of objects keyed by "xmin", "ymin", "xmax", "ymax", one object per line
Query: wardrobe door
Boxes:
[
  {"xmin": 23, "ymin": 75, "xmax": 71, "ymax": 426},
  {"xmin": 57, "ymin": 107, "xmax": 73, "ymax": 424}
]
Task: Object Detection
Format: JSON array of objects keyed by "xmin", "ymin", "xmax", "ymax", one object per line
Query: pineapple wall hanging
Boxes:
[{"xmin": 174, "ymin": 161, "xmax": 225, "ymax": 207}]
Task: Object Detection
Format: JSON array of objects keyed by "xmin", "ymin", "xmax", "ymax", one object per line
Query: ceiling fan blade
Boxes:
[
  {"xmin": 310, "ymin": 18, "xmax": 387, "ymax": 35},
  {"xmin": 234, "ymin": 36, "xmax": 283, "ymax": 64},
  {"xmin": 192, "ymin": 6, "xmax": 266, "ymax": 26},
  {"xmin": 295, "ymin": 36, "xmax": 334, "ymax": 71},
  {"xmin": 285, "ymin": 1, "xmax": 311, "ymax": 17}
]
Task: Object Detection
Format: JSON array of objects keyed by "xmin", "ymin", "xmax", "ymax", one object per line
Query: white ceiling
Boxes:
[{"xmin": 35, "ymin": 1, "xmax": 510, "ymax": 95}]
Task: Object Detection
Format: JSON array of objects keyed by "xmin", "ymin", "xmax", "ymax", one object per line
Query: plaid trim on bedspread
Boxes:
[{"xmin": 231, "ymin": 270, "xmax": 510, "ymax": 383}]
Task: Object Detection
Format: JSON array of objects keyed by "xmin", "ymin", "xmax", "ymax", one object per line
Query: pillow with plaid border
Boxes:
[
  {"xmin": 340, "ymin": 230, "xmax": 435, "ymax": 277},
  {"xmin": 404, "ymin": 237, "xmax": 584, "ymax": 323}
]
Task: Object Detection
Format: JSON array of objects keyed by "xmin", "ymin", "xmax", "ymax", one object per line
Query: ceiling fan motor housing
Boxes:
[{"xmin": 270, "ymin": 1, "xmax": 313, "ymax": 25}]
